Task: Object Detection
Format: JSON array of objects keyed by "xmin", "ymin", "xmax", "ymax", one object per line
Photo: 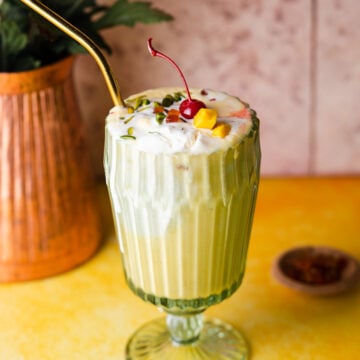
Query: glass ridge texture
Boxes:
[{"xmin": 104, "ymin": 90, "xmax": 260, "ymax": 358}]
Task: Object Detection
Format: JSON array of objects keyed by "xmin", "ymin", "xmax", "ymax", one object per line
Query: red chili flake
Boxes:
[
  {"xmin": 154, "ymin": 106, "xmax": 164, "ymax": 114},
  {"xmin": 200, "ymin": 89, "xmax": 208, "ymax": 96},
  {"xmin": 209, "ymin": 98, "xmax": 216, "ymax": 102},
  {"xmin": 230, "ymin": 108, "xmax": 251, "ymax": 119},
  {"xmin": 166, "ymin": 109, "xmax": 180, "ymax": 123},
  {"xmin": 168, "ymin": 109, "xmax": 180, "ymax": 116}
]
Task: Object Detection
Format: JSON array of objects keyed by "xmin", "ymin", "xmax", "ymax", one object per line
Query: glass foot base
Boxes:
[{"xmin": 126, "ymin": 317, "xmax": 249, "ymax": 359}]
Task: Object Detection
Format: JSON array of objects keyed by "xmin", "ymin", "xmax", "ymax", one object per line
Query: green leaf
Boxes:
[
  {"xmin": 0, "ymin": 20, "xmax": 26, "ymax": 71},
  {"xmin": 0, "ymin": 0, "xmax": 29, "ymax": 30},
  {"xmin": 0, "ymin": 21, "xmax": 27, "ymax": 54},
  {"xmin": 0, "ymin": 0, "xmax": 173, "ymax": 72},
  {"xmin": 94, "ymin": 1, "xmax": 173, "ymax": 30}
]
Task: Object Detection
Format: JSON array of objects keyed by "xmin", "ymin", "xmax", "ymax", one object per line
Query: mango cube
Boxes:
[
  {"xmin": 212, "ymin": 123, "xmax": 231, "ymax": 138},
  {"xmin": 193, "ymin": 108, "xmax": 217, "ymax": 129}
]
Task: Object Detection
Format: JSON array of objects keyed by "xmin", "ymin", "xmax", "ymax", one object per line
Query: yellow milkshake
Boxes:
[{"xmin": 104, "ymin": 87, "xmax": 260, "ymax": 313}]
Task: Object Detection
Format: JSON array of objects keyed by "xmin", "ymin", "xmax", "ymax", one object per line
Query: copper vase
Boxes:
[{"xmin": 0, "ymin": 57, "xmax": 102, "ymax": 282}]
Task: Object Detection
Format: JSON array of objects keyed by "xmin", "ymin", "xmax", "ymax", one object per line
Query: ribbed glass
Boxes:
[
  {"xmin": 126, "ymin": 316, "xmax": 248, "ymax": 359},
  {"xmin": 104, "ymin": 117, "xmax": 260, "ymax": 313}
]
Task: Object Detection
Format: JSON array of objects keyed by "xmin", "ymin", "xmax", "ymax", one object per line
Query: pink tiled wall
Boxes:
[{"xmin": 74, "ymin": 0, "xmax": 360, "ymax": 177}]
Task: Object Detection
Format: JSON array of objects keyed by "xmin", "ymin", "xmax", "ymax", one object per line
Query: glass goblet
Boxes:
[{"xmin": 104, "ymin": 94, "xmax": 260, "ymax": 360}]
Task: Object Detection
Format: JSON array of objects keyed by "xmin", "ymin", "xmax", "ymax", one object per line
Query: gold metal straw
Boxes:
[{"xmin": 20, "ymin": 0, "xmax": 124, "ymax": 107}]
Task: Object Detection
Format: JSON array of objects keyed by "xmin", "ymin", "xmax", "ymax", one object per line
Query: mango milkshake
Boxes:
[{"xmin": 104, "ymin": 87, "xmax": 260, "ymax": 312}]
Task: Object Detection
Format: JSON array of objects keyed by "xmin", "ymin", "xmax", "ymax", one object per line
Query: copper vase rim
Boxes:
[{"xmin": 0, "ymin": 56, "xmax": 75, "ymax": 95}]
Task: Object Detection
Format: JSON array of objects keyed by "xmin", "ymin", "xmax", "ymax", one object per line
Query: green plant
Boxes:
[{"xmin": 0, "ymin": 0, "xmax": 173, "ymax": 72}]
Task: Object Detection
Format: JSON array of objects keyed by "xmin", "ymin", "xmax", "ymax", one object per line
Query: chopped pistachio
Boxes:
[
  {"xmin": 173, "ymin": 92, "xmax": 184, "ymax": 102},
  {"xmin": 156, "ymin": 112, "xmax": 166, "ymax": 124},
  {"xmin": 134, "ymin": 97, "xmax": 143, "ymax": 110},
  {"xmin": 120, "ymin": 135, "xmax": 136, "ymax": 140},
  {"xmin": 128, "ymin": 127, "xmax": 134, "ymax": 136},
  {"xmin": 129, "ymin": 95, "xmax": 145, "ymax": 105},
  {"xmin": 137, "ymin": 105, "xmax": 151, "ymax": 112},
  {"xmin": 162, "ymin": 95, "xmax": 174, "ymax": 107},
  {"xmin": 148, "ymin": 131, "xmax": 161, "ymax": 135},
  {"xmin": 124, "ymin": 115, "xmax": 134, "ymax": 124}
]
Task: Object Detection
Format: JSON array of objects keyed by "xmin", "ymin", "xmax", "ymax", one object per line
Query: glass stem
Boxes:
[{"xmin": 166, "ymin": 313, "xmax": 204, "ymax": 345}]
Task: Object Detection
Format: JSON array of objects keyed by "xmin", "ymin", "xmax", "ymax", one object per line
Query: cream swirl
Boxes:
[{"xmin": 105, "ymin": 87, "xmax": 255, "ymax": 155}]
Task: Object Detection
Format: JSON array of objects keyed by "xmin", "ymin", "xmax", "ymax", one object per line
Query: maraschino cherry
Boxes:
[{"xmin": 147, "ymin": 38, "xmax": 206, "ymax": 119}]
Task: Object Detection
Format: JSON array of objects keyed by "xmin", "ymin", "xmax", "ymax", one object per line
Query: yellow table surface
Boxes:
[{"xmin": 1, "ymin": 177, "xmax": 359, "ymax": 359}]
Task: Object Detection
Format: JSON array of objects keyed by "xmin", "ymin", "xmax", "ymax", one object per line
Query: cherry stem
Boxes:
[{"xmin": 147, "ymin": 38, "xmax": 192, "ymax": 100}]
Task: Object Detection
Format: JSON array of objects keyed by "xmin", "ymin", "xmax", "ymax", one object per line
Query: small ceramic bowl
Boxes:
[{"xmin": 272, "ymin": 246, "xmax": 360, "ymax": 296}]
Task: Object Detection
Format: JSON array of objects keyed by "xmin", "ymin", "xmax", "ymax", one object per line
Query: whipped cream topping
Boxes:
[{"xmin": 106, "ymin": 87, "xmax": 255, "ymax": 154}]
